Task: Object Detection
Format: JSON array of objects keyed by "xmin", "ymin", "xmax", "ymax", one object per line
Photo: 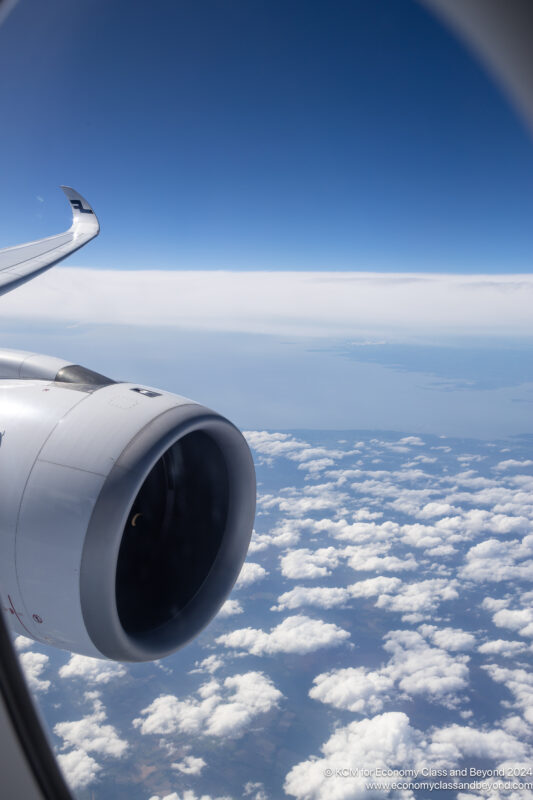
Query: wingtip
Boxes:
[{"xmin": 60, "ymin": 186, "xmax": 99, "ymax": 235}]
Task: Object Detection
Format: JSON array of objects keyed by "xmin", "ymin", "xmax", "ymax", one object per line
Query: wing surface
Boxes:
[{"xmin": 0, "ymin": 187, "xmax": 99, "ymax": 297}]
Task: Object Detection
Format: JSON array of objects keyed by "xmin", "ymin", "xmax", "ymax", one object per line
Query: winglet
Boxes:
[
  {"xmin": 60, "ymin": 186, "xmax": 100, "ymax": 238},
  {"xmin": 0, "ymin": 186, "xmax": 100, "ymax": 297}
]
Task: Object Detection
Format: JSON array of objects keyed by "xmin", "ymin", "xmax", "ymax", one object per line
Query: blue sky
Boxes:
[{"xmin": 1, "ymin": 0, "xmax": 533, "ymax": 272}]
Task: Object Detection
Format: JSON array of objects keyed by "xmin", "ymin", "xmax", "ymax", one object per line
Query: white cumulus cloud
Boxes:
[
  {"xmin": 235, "ymin": 562, "xmax": 268, "ymax": 588},
  {"xmin": 190, "ymin": 655, "xmax": 224, "ymax": 675},
  {"xmin": 57, "ymin": 748, "xmax": 101, "ymax": 791},
  {"xmin": 54, "ymin": 704, "xmax": 128, "ymax": 759},
  {"xmin": 59, "ymin": 654, "xmax": 127, "ymax": 684},
  {"xmin": 310, "ymin": 667, "xmax": 394, "ymax": 714},
  {"xmin": 383, "ymin": 630, "xmax": 470, "ymax": 708},
  {"xmin": 271, "ymin": 586, "xmax": 350, "ymax": 612},
  {"xmin": 216, "ymin": 615, "xmax": 350, "ymax": 656},
  {"xmin": 171, "ymin": 755, "xmax": 207, "ymax": 775},
  {"xmin": 419, "ymin": 625, "xmax": 476, "ymax": 651},
  {"xmin": 492, "ymin": 607, "xmax": 533, "ymax": 638},
  {"xmin": 284, "ymin": 712, "xmax": 429, "ymax": 800},
  {"xmin": 374, "ymin": 578, "xmax": 459, "ymax": 623},
  {"xmin": 217, "ymin": 599, "xmax": 243, "ymax": 617},
  {"xmin": 478, "ymin": 640, "xmax": 527, "ymax": 658},
  {"xmin": 280, "ymin": 547, "xmax": 341, "ymax": 579},
  {"xmin": 54, "ymin": 695, "xmax": 128, "ymax": 791},
  {"xmin": 460, "ymin": 535, "xmax": 533, "ymax": 584},
  {"xmin": 493, "ymin": 459, "xmax": 533, "ymax": 471},
  {"xmin": 133, "ymin": 671, "xmax": 282, "ymax": 740},
  {"xmin": 19, "ymin": 651, "xmax": 50, "ymax": 693},
  {"xmin": 14, "ymin": 635, "xmax": 33, "ymax": 651}
]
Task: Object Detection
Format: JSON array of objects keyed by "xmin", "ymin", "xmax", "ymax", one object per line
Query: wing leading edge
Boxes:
[{"xmin": 0, "ymin": 187, "xmax": 99, "ymax": 297}]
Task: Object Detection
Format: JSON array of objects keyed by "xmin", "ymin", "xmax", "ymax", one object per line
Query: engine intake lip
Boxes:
[{"xmin": 79, "ymin": 403, "xmax": 256, "ymax": 662}]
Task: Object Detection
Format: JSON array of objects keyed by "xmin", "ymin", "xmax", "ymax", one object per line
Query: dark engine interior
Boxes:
[{"xmin": 115, "ymin": 431, "xmax": 229, "ymax": 637}]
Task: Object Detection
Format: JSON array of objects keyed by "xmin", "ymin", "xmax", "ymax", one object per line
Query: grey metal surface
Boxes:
[
  {"xmin": 0, "ymin": 186, "xmax": 99, "ymax": 296},
  {"xmin": 0, "ymin": 350, "xmax": 71, "ymax": 380},
  {"xmin": 0, "ymin": 363, "xmax": 255, "ymax": 661}
]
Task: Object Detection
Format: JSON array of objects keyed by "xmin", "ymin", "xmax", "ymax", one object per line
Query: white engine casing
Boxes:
[{"xmin": 0, "ymin": 352, "xmax": 255, "ymax": 662}]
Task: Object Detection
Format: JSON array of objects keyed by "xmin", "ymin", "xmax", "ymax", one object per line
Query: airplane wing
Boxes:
[{"xmin": 0, "ymin": 187, "xmax": 99, "ymax": 297}]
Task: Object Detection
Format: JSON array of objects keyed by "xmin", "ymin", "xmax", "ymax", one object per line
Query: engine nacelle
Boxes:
[{"xmin": 0, "ymin": 350, "xmax": 255, "ymax": 662}]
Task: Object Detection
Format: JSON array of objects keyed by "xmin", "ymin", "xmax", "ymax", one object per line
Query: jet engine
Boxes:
[{"xmin": 0, "ymin": 349, "xmax": 255, "ymax": 662}]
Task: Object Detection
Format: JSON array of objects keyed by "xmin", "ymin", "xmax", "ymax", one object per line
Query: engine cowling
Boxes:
[{"xmin": 0, "ymin": 350, "xmax": 255, "ymax": 662}]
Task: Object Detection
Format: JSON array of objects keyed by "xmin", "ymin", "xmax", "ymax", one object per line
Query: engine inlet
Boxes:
[{"xmin": 116, "ymin": 431, "xmax": 229, "ymax": 635}]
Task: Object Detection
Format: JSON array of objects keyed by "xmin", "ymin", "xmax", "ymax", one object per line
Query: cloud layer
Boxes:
[
  {"xmin": 18, "ymin": 427, "xmax": 533, "ymax": 798},
  {"xmin": 3, "ymin": 268, "xmax": 533, "ymax": 337}
]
